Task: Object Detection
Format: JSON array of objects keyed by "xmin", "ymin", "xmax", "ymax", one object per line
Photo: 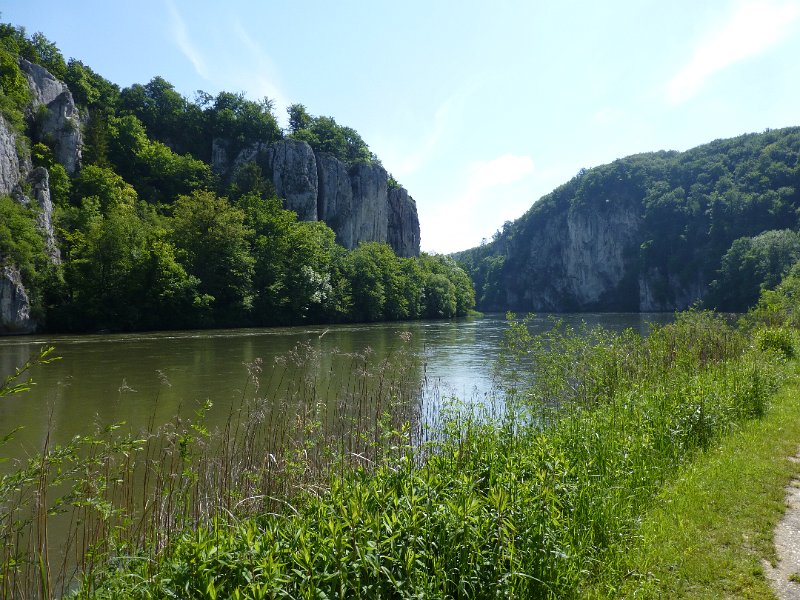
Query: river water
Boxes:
[{"xmin": 0, "ymin": 313, "xmax": 673, "ymax": 467}]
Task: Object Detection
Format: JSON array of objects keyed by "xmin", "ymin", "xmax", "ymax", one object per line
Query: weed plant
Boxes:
[
  {"xmin": 0, "ymin": 310, "xmax": 791, "ymax": 598},
  {"xmin": 0, "ymin": 336, "xmax": 427, "ymax": 598}
]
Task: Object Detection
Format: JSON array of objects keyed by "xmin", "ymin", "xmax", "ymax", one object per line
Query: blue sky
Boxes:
[{"xmin": 4, "ymin": 0, "xmax": 800, "ymax": 253}]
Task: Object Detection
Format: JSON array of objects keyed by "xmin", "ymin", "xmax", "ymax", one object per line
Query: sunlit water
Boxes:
[{"xmin": 0, "ymin": 313, "xmax": 673, "ymax": 467}]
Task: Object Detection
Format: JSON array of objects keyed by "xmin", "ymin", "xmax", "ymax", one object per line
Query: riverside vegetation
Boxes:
[{"xmin": 4, "ymin": 266, "xmax": 800, "ymax": 598}]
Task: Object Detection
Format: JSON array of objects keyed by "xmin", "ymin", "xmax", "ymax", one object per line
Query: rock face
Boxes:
[
  {"xmin": 388, "ymin": 187, "xmax": 421, "ymax": 258},
  {"xmin": 496, "ymin": 192, "xmax": 653, "ymax": 312},
  {"xmin": 19, "ymin": 58, "xmax": 82, "ymax": 174},
  {"xmin": 0, "ymin": 115, "xmax": 23, "ymax": 195},
  {"xmin": 29, "ymin": 167, "xmax": 60, "ymax": 263},
  {"xmin": 220, "ymin": 139, "xmax": 420, "ymax": 256},
  {"xmin": 0, "ymin": 62, "xmax": 73, "ymax": 334},
  {"xmin": 265, "ymin": 140, "xmax": 319, "ymax": 221},
  {"xmin": 0, "ymin": 266, "xmax": 34, "ymax": 334},
  {"xmin": 317, "ymin": 153, "xmax": 354, "ymax": 248},
  {"xmin": 350, "ymin": 162, "xmax": 389, "ymax": 246}
]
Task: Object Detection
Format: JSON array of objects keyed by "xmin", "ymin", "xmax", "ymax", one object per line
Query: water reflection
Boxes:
[{"xmin": 0, "ymin": 313, "xmax": 674, "ymax": 467}]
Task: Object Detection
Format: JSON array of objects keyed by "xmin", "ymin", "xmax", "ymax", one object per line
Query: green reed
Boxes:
[
  {"xmin": 0, "ymin": 334, "xmax": 430, "ymax": 599},
  {"xmin": 0, "ymin": 310, "xmax": 792, "ymax": 598}
]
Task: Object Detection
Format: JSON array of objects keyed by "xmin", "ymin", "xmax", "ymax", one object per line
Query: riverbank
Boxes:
[
  {"xmin": 58, "ymin": 311, "xmax": 790, "ymax": 598},
  {"xmin": 2, "ymin": 309, "xmax": 797, "ymax": 598},
  {"xmin": 590, "ymin": 361, "xmax": 800, "ymax": 598}
]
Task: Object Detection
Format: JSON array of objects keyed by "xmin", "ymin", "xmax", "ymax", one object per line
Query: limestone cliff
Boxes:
[
  {"xmin": 349, "ymin": 162, "xmax": 389, "ymax": 246},
  {"xmin": 317, "ymin": 152, "xmax": 354, "ymax": 248},
  {"xmin": 265, "ymin": 140, "xmax": 319, "ymax": 221},
  {"xmin": 0, "ymin": 266, "xmax": 34, "ymax": 335},
  {"xmin": 0, "ymin": 115, "xmax": 25, "ymax": 195},
  {"xmin": 0, "ymin": 61, "xmax": 71, "ymax": 333},
  {"xmin": 497, "ymin": 192, "xmax": 645, "ymax": 312},
  {"xmin": 19, "ymin": 58, "xmax": 83, "ymax": 175},
  {"xmin": 219, "ymin": 139, "xmax": 421, "ymax": 257},
  {"xmin": 387, "ymin": 187, "xmax": 421, "ymax": 258},
  {"xmin": 29, "ymin": 167, "xmax": 60, "ymax": 263}
]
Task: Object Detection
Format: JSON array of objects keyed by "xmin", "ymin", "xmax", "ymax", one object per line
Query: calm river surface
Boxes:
[{"xmin": 0, "ymin": 313, "xmax": 673, "ymax": 467}]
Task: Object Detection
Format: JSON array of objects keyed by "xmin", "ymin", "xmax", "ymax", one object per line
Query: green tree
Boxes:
[
  {"xmin": 119, "ymin": 77, "xmax": 206, "ymax": 158},
  {"xmin": 0, "ymin": 195, "xmax": 45, "ymax": 285},
  {"xmin": 71, "ymin": 164, "xmax": 137, "ymax": 210},
  {"xmin": 201, "ymin": 91, "xmax": 281, "ymax": 159},
  {"xmin": 346, "ymin": 243, "xmax": 389, "ymax": 322},
  {"xmin": 108, "ymin": 115, "xmax": 212, "ymax": 203},
  {"xmin": 0, "ymin": 45, "xmax": 30, "ymax": 127},
  {"xmin": 709, "ymin": 229, "xmax": 800, "ymax": 311},
  {"xmin": 27, "ymin": 31, "xmax": 66, "ymax": 78},
  {"xmin": 60, "ymin": 200, "xmax": 148, "ymax": 329},
  {"xmin": 64, "ymin": 59, "xmax": 120, "ymax": 110},
  {"xmin": 287, "ymin": 103, "xmax": 312, "ymax": 134},
  {"xmin": 419, "ymin": 254, "xmax": 475, "ymax": 317},
  {"xmin": 170, "ymin": 190, "xmax": 254, "ymax": 322}
]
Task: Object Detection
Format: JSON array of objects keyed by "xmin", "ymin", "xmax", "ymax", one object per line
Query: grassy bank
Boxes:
[
  {"xmin": 3, "ymin": 307, "xmax": 800, "ymax": 597},
  {"xmin": 593, "ymin": 361, "xmax": 800, "ymax": 599},
  {"xmin": 67, "ymin": 312, "xmax": 790, "ymax": 598}
]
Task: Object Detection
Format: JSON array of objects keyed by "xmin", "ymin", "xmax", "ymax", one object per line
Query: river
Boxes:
[{"xmin": 0, "ymin": 313, "xmax": 673, "ymax": 467}]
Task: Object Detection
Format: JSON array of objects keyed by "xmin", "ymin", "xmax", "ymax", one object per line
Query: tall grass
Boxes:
[
  {"xmin": 0, "ymin": 336, "xmax": 429, "ymax": 598},
  {"xmin": 0, "ymin": 310, "xmax": 791, "ymax": 598}
]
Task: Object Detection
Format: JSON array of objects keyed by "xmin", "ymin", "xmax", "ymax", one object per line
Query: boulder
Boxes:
[
  {"xmin": 0, "ymin": 265, "xmax": 34, "ymax": 334},
  {"xmin": 19, "ymin": 58, "xmax": 82, "ymax": 174},
  {"xmin": 387, "ymin": 186, "xmax": 421, "ymax": 257}
]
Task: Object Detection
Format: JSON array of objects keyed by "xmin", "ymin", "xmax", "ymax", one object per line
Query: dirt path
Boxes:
[{"xmin": 764, "ymin": 455, "xmax": 800, "ymax": 599}]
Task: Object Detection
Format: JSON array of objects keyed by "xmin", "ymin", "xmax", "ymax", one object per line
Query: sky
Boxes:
[{"xmin": 3, "ymin": 0, "xmax": 800, "ymax": 253}]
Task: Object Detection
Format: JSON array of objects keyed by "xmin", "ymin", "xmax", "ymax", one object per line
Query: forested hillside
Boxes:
[
  {"xmin": 457, "ymin": 127, "xmax": 800, "ymax": 313},
  {"xmin": 0, "ymin": 24, "xmax": 473, "ymax": 333}
]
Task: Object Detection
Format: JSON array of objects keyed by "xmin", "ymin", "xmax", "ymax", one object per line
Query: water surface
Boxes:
[{"xmin": 0, "ymin": 313, "xmax": 673, "ymax": 465}]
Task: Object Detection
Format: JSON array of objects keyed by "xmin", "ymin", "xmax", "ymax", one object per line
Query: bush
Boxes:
[{"xmin": 754, "ymin": 326, "xmax": 795, "ymax": 359}]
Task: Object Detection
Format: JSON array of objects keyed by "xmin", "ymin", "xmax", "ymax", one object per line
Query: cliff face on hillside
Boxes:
[
  {"xmin": 20, "ymin": 58, "xmax": 83, "ymax": 175},
  {"xmin": 1, "ymin": 55, "xmax": 423, "ymax": 334},
  {"xmin": 499, "ymin": 191, "xmax": 643, "ymax": 311},
  {"xmin": 460, "ymin": 127, "xmax": 800, "ymax": 312},
  {"xmin": 0, "ymin": 266, "xmax": 34, "ymax": 335},
  {"xmin": 215, "ymin": 138, "xmax": 421, "ymax": 258},
  {"xmin": 0, "ymin": 60, "xmax": 73, "ymax": 333}
]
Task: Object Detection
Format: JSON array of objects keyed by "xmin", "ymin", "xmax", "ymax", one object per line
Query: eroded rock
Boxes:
[
  {"xmin": 350, "ymin": 162, "xmax": 388, "ymax": 246},
  {"xmin": 388, "ymin": 186, "xmax": 421, "ymax": 257},
  {"xmin": 0, "ymin": 265, "xmax": 34, "ymax": 334},
  {"xmin": 20, "ymin": 58, "xmax": 82, "ymax": 174},
  {"xmin": 265, "ymin": 140, "xmax": 318, "ymax": 221},
  {"xmin": 317, "ymin": 153, "xmax": 354, "ymax": 248},
  {"xmin": 0, "ymin": 115, "xmax": 22, "ymax": 196}
]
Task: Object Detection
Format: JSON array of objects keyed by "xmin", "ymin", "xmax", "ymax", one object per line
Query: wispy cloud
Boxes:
[
  {"xmin": 166, "ymin": 0, "xmax": 210, "ymax": 79},
  {"xmin": 390, "ymin": 84, "xmax": 478, "ymax": 177},
  {"xmin": 667, "ymin": 0, "xmax": 800, "ymax": 104}
]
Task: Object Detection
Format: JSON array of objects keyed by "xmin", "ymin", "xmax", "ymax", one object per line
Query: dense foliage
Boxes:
[
  {"xmin": 0, "ymin": 24, "xmax": 473, "ymax": 331},
  {"xmin": 458, "ymin": 127, "xmax": 800, "ymax": 312}
]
